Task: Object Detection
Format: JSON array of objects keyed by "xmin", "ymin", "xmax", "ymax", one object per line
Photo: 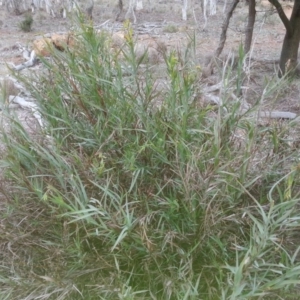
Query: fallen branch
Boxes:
[
  {"xmin": 8, "ymin": 95, "xmax": 43, "ymax": 127},
  {"xmin": 241, "ymin": 109, "xmax": 297, "ymax": 119},
  {"xmin": 204, "ymin": 97, "xmax": 298, "ymax": 119},
  {"xmin": 94, "ymin": 19, "xmax": 111, "ymax": 29},
  {"xmin": 202, "ymin": 89, "xmax": 297, "ymax": 120},
  {"xmin": 203, "ymin": 81, "xmax": 223, "ymax": 93},
  {"xmin": 13, "ymin": 50, "xmax": 38, "ymax": 71}
]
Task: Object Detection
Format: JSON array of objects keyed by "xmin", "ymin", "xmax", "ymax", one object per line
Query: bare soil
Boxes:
[{"xmin": 0, "ymin": 1, "xmax": 299, "ymax": 116}]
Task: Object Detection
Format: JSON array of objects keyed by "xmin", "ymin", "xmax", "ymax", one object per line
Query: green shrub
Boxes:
[
  {"xmin": 163, "ymin": 24, "xmax": 178, "ymax": 33},
  {"xmin": 19, "ymin": 13, "xmax": 33, "ymax": 32},
  {"xmin": 1, "ymin": 19, "xmax": 300, "ymax": 299}
]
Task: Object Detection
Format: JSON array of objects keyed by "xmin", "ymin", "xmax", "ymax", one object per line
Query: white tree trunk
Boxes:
[
  {"xmin": 182, "ymin": 0, "xmax": 188, "ymax": 21},
  {"xmin": 32, "ymin": 0, "xmax": 42, "ymax": 9},
  {"xmin": 44, "ymin": 0, "xmax": 55, "ymax": 16},
  {"xmin": 136, "ymin": 0, "xmax": 143, "ymax": 10},
  {"xmin": 67, "ymin": 0, "xmax": 75, "ymax": 12},
  {"xmin": 223, "ymin": 0, "xmax": 227, "ymax": 13},
  {"xmin": 209, "ymin": 0, "xmax": 216, "ymax": 15},
  {"xmin": 203, "ymin": 0, "xmax": 207, "ymax": 28},
  {"xmin": 21, "ymin": 0, "xmax": 27, "ymax": 10},
  {"xmin": 125, "ymin": 0, "xmax": 137, "ymax": 23}
]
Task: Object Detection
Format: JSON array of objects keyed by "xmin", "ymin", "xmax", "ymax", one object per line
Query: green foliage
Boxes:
[
  {"xmin": 18, "ymin": 13, "xmax": 33, "ymax": 32},
  {"xmin": 1, "ymin": 20, "xmax": 300, "ymax": 299},
  {"xmin": 163, "ymin": 24, "xmax": 178, "ymax": 33}
]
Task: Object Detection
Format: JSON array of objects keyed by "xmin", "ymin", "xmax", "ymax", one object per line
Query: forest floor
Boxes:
[
  {"xmin": 0, "ymin": 0, "xmax": 299, "ymax": 120},
  {"xmin": 1, "ymin": 2, "xmax": 300, "ymax": 298}
]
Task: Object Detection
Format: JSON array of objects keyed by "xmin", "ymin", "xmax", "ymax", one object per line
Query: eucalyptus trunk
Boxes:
[
  {"xmin": 269, "ymin": 0, "xmax": 300, "ymax": 76},
  {"xmin": 279, "ymin": 6, "xmax": 300, "ymax": 75},
  {"xmin": 244, "ymin": 0, "xmax": 256, "ymax": 54},
  {"xmin": 115, "ymin": 0, "xmax": 123, "ymax": 21}
]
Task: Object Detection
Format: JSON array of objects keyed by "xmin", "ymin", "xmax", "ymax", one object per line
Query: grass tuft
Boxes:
[
  {"xmin": 19, "ymin": 13, "xmax": 33, "ymax": 32},
  {"xmin": 1, "ymin": 18, "xmax": 300, "ymax": 299}
]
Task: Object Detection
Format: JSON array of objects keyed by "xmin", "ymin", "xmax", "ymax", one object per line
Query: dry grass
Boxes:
[
  {"xmin": 0, "ymin": 19, "xmax": 300, "ymax": 299},
  {"xmin": 0, "ymin": 78, "xmax": 19, "ymax": 101},
  {"xmin": 0, "ymin": 1, "xmax": 300, "ymax": 299}
]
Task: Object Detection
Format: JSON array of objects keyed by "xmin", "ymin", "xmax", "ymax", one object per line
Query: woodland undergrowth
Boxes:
[{"xmin": 1, "ymin": 18, "xmax": 300, "ymax": 299}]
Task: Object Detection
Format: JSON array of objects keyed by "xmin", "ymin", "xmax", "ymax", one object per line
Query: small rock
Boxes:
[
  {"xmin": 51, "ymin": 33, "xmax": 69, "ymax": 51},
  {"xmin": 32, "ymin": 38, "xmax": 53, "ymax": 56},
  {"xmin": 111, "ymin": 31, "xmax": 125, "ymax": 48}
]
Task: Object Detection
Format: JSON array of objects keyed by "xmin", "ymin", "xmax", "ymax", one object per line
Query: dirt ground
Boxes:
[{"xmin": 0, "ymin": 0, "xmax": 299, "ymax": 114}]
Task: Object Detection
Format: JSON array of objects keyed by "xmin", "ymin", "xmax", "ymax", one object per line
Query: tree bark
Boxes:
[
  {"xmin": 268, "ymin": 0, "xmax": 293, "ymax": 34},
  {"xmin": 244, "ymin": 0, "xmax": 256, "ymax": 54},
  {"xmin": 203, "ymin": 0, "xmax": 239, "ymax": 77},
  {"xmin": 125, "ymin": 0, "xmax": 137, "ymax": 23},
  {"xmin": 136, "ymin": 0, "xmax": 143, "ymax": 10},
  {"xmin": 269, "ymin": 0, "xmax": 300, "ymax": 76},
  {"xmin": 85, "ymin": 0, "xmax": 94, "ymax": 20},
  {"xmin": 279, "ymin": 1, "xmax": 300, "ymax": 76},
  {"xmin": 182, "ymin": 0, "xmax": 188, "ymax": 21},
  {"xmin": 214, "ymin": 0, "xmax": 239, "ymax": 58},
  {"xmin": 115, "ymin": 0, "xmax": 123, "ymax": 21},
  {"xmin": 209, "ymin": 0, "xmax": 216, "ymax": 15}
]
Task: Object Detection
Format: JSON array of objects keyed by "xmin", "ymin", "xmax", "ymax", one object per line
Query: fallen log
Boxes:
[{"xmin": 203, "ymin": 81, "xmax": 298, "ymax": 120}]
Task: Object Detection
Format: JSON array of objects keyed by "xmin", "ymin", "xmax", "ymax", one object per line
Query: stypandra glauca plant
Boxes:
[{"xmin": 1, "ymin": 17, "xmax": 300, "ymax": 299}]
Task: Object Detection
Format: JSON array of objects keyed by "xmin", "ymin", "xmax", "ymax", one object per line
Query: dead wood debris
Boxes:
[{"xmin": 203, "ymin": 81, "xmax": 297, "ymax": 120}]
